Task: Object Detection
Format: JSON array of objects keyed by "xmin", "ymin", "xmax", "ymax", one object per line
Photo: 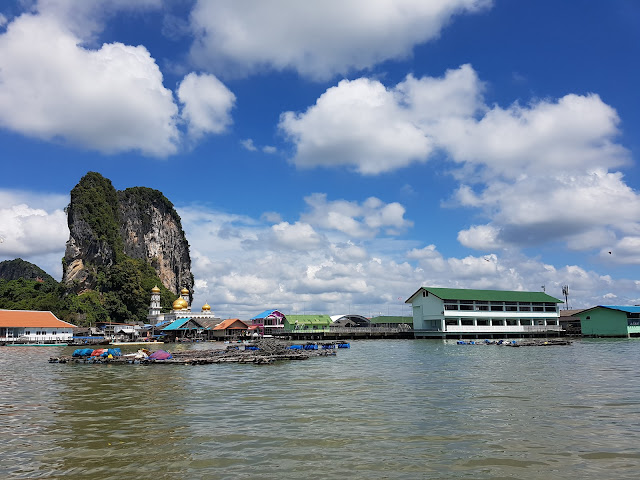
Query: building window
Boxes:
[
  {"xmin": 505, "ymin": 319, "xmax": 518, "ymax": 326},
  {"xmin": 476, "ymin": 319, "xmax": 488, "ymax": 326},
  {"xmin": 460, "ymin": 319, "xmax": 474, "ymax": 326},
  {"xmin": 490, "ymin": 304, "xmax": 504, "ymax": 311},
  {"xmin": 491, "ymin": 319, "xmax": 504, "ymax": 326},
  {"xmin": 520, "ymin": 319, "xmax": 532, "ymax": 326},
  {"xmin": 547, "ymin": 320, "xmax": 557, "ymax": 325},
  {"xmin": 444, "ymin": 304, "xmax": 458, "ymax": 310},
  {"xmin": 445, "ymin": 319, "xmax": 458, "ymax": 326},
  {"xmin": 519, "ymin": 305, "xmax": 531, "ymax": 312}
]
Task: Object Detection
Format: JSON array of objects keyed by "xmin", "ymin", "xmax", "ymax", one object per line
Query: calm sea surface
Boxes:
[{"xmin": 1, "ymin": 339, "xmax": 640, "ymax": 479}]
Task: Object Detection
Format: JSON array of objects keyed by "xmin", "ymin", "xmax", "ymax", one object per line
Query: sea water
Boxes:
[{"xmin": 1, "ymin": 339, "xmax": 640, "ymax": 479}]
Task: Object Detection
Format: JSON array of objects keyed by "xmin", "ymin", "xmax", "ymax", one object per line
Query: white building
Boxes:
[
  {"xmin": 146, "ymin": 286, "xmax": 220, "ymax": 327},
  {"xmin": 0, "ymin": 310, "xmax": 76, "ymax": 344},
  {"xmin": 406, "ymin": 287, "xmax": 563, "ymax": 338}
]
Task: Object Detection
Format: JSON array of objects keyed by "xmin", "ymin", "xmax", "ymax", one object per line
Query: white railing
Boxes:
[
  {"xmin": 287, "ymin": 327, "xmax": 411, "ymax": 334},
  {"xmin": 445, "ymin": 324, "xmax": 562, "ymax": 333}
]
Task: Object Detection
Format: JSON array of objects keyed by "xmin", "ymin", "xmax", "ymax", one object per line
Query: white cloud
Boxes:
[
  {"xmin": 35, "ymin": 0, "xmax": 162, "ymax": 39},
  {"xmin": 241, "ymin": 138, "xmax": 258, "ymax": 151},
  {"xmin": 0, "ymin": 13, "xmax": 7, "ymax": 28},
  {"xmin": 437, "ymin": 93, "xmax": 628, "ymax": 179},
  {"xmin": 269, "ymin": 222, "xmax": 326, "ymax": 251},
  {"xmin": 301, "ymin": 193, "xmax": 413, "ymax": 238},
  {"xmin": 0, "ymin": 12, "xmax": 180, "ymax": 156},
  {"xmin": 601, "ymin": 237, "xmax": 640, "ymax": 265},
  {"xmin": 457, "ymin": 225, "xmax": 504, "ymax": 250},
  {"xmin": 263, "ymin": 145, "xmax": 277, "ymax": 154},
  {"xmin": 177, "ymin": 72, "xmax": 236, "ymax": 140},
  {"xmin": 178, "ymin": 202, "xmax": 640, "ymax": 318},
  {"xmin": 0, "ymin": 190, "xmax": 69, "ymax": 279},
  {"xmin": 455, "ymin": 170, "xmax": 640, "ymax": 251},
  {"xmin": 281, "ymin": 64, "xmax": 637, "ymax": 259},
  {"xmin": 280, "ymin": 77, "xmax": 432, "ymax": 174},
  {"xmin": 0, "ymin": 5, "xmax": 237, "ymax": 156},
  {"xmin": 188, "ymin": 0, "xmax": 491, "ymax": 80}
]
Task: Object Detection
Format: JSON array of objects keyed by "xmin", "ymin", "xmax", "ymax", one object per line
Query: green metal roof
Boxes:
[
  {"xmin": 409, "ymin": 287, "xmax": 563, "ymax": 303},
  {"xmin": 285, "ymin": 314, "xmax": 332, "ymax": 326},
  {"xmin": 369, "ymin": 316, "xmax": 413, "ymax": 324}
]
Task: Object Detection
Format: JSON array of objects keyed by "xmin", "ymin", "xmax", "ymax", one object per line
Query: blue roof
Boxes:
[
  {"xmin": 251, "ymin": 309, "xmax": 278, "ymax": 320},
  {"xmin": 600, "ymin": 305, "xmax": 640, "ymax": 314},
  {"xmin": 162, "ymin": 318, "xmax": 194, "ymax": 331}
]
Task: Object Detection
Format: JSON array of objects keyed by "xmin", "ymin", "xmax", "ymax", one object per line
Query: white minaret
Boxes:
[
  {"xmin": 149, "ymin": 285, "xmax": 161, "ymax": 317},
  {"xmin": 180, "ymin": 287, "xmax": 191, "ymax": 312}
]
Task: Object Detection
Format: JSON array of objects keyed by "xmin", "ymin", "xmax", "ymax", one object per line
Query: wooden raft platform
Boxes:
[{"xmin": 49, "ymin": 339, "xmax": 338, "ymax": 365}]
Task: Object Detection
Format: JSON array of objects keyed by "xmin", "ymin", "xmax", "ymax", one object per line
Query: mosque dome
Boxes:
[
  {"xmin": 172, "ymin": 298, "xmax": 188, "ymax": 310},
  {"xmin": 151, "ymin": 285, "xmax": 160, "ymax": 293},
  {"xmin": 202, "ymin": 303, "xmax": 211, "ymax": 311},
  {"xmin": 181, "ymin": 288, "xmax": 190, "ymax": 295}
]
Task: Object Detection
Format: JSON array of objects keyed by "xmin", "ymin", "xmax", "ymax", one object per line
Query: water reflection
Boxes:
[
  {"xmin": 41, "ymin": 361, "xmax": 194, "ymax": 479},
  {"xmin": 2, "ymin": 340, "xmax": 640, "ymax": 479}
]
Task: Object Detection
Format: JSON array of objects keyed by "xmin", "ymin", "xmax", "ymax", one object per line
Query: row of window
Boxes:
[
  {"xmin": 443, "ymin": 300, "xmax": 557, "ymax": 313},
  {"xmin": 445, "ymin": 318, "xmax": 558, "ymax": 326},
  {"xmin": 24, "ymin": 330, "xmax": 58, "ymax": 335}
]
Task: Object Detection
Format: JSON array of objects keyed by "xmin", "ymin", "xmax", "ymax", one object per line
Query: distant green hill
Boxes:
[{"xmin": 0, "ymin": 258, "xmax": 55, "ymax": 283}]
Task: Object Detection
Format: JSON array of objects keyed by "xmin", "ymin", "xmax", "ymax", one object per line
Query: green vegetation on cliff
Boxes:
[{"xmin": 68, "ymin": 171, "xmax": 125, "ymax": 262}]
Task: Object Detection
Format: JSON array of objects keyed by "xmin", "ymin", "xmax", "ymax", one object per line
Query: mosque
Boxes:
[{"xmin": 146, "ymin": 286, "xmax": 220, "ymax": 326}]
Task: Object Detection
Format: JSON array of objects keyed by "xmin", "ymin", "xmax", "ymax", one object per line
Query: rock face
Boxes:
[
  {"xmin": 0, "ymin": 258, "xmax": 55, "ymax": 283},
  {"xmin": 63, "ymin": 172, "xmax": 193, "ymax": 299},
  {"xmin": 118, "ymin": 187, "xmax": 193, "ymax": 299}
]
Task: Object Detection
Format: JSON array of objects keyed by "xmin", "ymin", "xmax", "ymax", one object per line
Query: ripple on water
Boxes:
[{"xmin": 3, "ymin": 340, "xmax": 640, "ymax": 479}]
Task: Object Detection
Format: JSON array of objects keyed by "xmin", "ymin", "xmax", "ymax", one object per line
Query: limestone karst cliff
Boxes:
[{"xmin": 63, "ymin": 172, "xmax": 194, "ymax": 302}]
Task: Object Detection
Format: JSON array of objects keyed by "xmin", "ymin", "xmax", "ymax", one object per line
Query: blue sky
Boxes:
[{"xmin": 1, "ymin": 0, "xmax": 639, "ymax": 318}]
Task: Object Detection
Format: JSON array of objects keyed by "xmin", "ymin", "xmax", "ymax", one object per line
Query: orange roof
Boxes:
[
  {"xmin": 213, "ymin": 318, "xmax": 249, "ymax": 330},
  {"xmin": 0, "ymin": 310, "xmax": 76, "ymax": 328}
]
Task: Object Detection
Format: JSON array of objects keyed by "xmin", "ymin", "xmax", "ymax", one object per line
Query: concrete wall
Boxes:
[{"xmin": 411, "ymin": 290, "xmax": 444, "ymax": 331}]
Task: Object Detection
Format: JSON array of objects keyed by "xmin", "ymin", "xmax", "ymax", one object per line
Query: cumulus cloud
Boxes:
[
  {"xmin": 281, "ymin": 63, "xmax": 637, "ymax": 259},
  {"xmin": 0, "ymin": 5, "xmax": 236, "ymax": 156},
  {"xmin": 0, "ymin": 190, "xmax": 69, "ymax": 279},
  {"xmin": 177, "ymin": 72, "xmax": 236, "ymax": 140},
  {"xmin": 188, "ymin": 0, "xmax": 491, "ymax": 79},
  {"xmin": 455, "ymin": 170, "xmax": 640, "ymax": 250},
  {"xmin": 280, "ymin": 77, "xmax": 433, "ymax": 174},
  {"xmin": 437, "ymin": 93, "xmax": 628, "ymax": 179},
  {"xmin": 301, "ymin": 193, "xmax": 413, "ymax": 238},
  {"xmin": 178, "ymin": 202, "xmax": 638, "ymax": 319},
  {"xmin": 0, "ymin": 12, "xmax": 179, "ymax": 156},
  {"xmin": 268, "ymin": 222, "xmax": 326, "ymax": 251}
]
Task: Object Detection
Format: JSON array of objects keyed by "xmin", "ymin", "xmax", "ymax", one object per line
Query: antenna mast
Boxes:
[{"xmin": 562, "ymin": 285, "xmax": 569, "ymax": 310}]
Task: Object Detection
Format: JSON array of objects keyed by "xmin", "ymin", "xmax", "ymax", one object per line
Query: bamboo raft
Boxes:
[{"xmin": 48, "ymin": 339, "xmax": 339, "ymax": 365}]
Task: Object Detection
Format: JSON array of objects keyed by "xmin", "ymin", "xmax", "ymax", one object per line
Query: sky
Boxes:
[{"xmin": 1, "ymin": 0, "xmax": 639, "ymax": 319}]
